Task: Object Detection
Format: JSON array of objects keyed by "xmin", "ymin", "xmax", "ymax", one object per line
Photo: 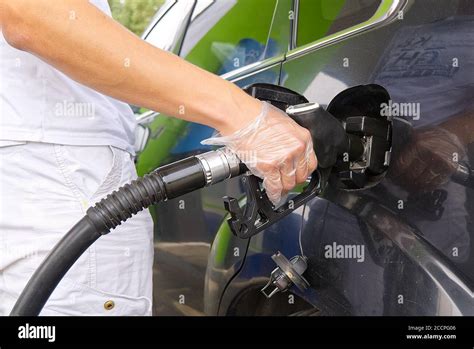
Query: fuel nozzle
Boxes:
[
  {"xmin": 223, "ymin": 91, "xmax": 368, "ymax": 239},
  {"xmin": 222, "ymin": 83, "xmax": 394, "ymax": 240}
]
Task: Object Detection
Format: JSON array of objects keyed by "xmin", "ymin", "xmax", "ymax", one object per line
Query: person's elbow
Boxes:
[{"xmin": 1, "ymin": 1, "xmax": 34, "ymax": 51}]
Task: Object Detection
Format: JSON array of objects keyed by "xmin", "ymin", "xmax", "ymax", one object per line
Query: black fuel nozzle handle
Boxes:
[
  {"xmin": 234, "ymin": 102, "xmax": 359, "ymax": 173},
  {"xmin": 224, "ymin": 102, "xmax": 363, "ymax": 239},
  {"xmin": 286, "ymin": 103, "xmax": 362, "ymax": 169}
]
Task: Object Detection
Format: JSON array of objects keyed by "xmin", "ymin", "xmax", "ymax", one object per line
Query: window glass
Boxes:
[
  {"xmin": 144, "ymin": 0, "xmax": 194, "ymax": 53},
  {"xmin": 180, "ymin": 0, "xmax": 278, "ymax": 75},
  {"xmin": 265, "ymin": 0, "xmax": 293, "ymax": 56},
  {"xmin": 297, "ymin": 0, "xmax": 381, "ymax": 47}
]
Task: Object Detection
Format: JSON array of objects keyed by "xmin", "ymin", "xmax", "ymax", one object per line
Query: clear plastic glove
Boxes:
[{"xmin": 202, "ymin": 101, "xmax": 318, "ymax": 205}]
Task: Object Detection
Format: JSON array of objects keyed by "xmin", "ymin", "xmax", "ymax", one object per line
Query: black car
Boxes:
[{"xmin": 136, "ymin": 0, "xmax": 474, "ymax": 316}]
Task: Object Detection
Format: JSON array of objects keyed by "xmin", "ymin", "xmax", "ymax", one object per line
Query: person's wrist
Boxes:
[{"xmin": 216, "ymin": 90, "xmax": 263, "ymax": 136}]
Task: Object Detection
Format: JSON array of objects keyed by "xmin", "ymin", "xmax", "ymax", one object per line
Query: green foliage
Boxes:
[{"xmin": 108, "ymin": 0, "xmax": 165, "ymax": 36}]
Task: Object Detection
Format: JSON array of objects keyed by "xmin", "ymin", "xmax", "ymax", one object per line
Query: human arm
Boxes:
[{"xmin": 0, "ymin": 0, "xmax": 317, "ymax": 203}]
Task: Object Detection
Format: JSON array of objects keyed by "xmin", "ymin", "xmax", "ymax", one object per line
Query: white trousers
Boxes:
[{"xmin": 0, "ymin": 142, "xmax": 154, "ymax": 315}]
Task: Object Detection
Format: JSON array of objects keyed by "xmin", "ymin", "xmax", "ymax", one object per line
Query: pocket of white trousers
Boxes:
[
  {"xmin": 42, "ymin": 279, "xmax": 152, "ymax": 316},
  {"xmin": 54, "ymin": 144, "xmax": 122, "ymax": 208}
]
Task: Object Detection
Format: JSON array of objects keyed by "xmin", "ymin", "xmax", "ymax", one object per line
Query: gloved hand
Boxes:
[
  {"xmin": 391, "ymin": 127, "xmax": 466, "ymax": 193},
  {"xmin": 202, "ymin": 101, "xmax": 318, "ymax": 205}
]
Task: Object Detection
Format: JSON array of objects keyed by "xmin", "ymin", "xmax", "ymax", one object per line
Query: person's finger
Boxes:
[
  {"xmin": 294, "ymin": 155, "xmax": 309, "ymax": 184},
  {"xmin": 263, "ymin": 170, "xmax": 283, "ymax": 205},
  {"xmin": 279, "ymin": 159, "xmax": 297, "ymax": 192},
  {"xmin": 295, "ymin": 131, "xmax": 317, "ymax": 183},
  {"xmin": 296, "ymin": 150, "xmax": 317, "ymax": 181},
  {"xmin": 306, "ymin": 150, "xmax": 317, "ymax": 175}
]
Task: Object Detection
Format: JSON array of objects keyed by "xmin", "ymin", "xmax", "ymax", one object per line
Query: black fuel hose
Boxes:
[{"xmin": 10, "ymin": 152, "xmax": 242, "ymax": 316}]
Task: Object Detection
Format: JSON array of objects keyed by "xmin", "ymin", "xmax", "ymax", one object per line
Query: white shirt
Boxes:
[{"xmin": 0, "ymin": 0, "xmax": 137, "ymax": 154}]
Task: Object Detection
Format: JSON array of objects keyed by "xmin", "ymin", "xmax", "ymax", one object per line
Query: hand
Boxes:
[
  {"xmin": 202, "ymin": 101, "xmax": 318, "ymax": 205},
  {"xmin": 391, "ymin": 127, "xmax": 465, "ymax": 193}
]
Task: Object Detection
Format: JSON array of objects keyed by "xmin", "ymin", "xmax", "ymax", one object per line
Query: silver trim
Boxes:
[
  {"xmin": 196, "ymin": 148, "xmax": 241, "ymax": 185},
  {"xmin": 286, "ymin": 0, "xmax": 406, "ymax": 60},
  {"xmin": 197, "ymin": 153, "xmax": 213, "ymax": 184},
  {"xmin": 286, "ymin": 102, "xmax": 320, "ymax": 116},
  {"xmin": 136, "ymin": 110, "xmax": 158, "ymax": 124},
  {"xmin": 220, "ymin": 55, "xmax": 284, "ymax": 82}
]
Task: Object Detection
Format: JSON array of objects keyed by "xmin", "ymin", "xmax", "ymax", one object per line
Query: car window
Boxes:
[
  {"xmin": 144, "ymin": 0, "xmax": 195, "ymax": 53},
  {"xmin": 297, "ymin": 0, "xmax": 382, "ymax": 47},
  {"xmin": 180, "ymin": 0, "xmax": 279, "ymax": 75},
  {"xmin": 265, "ymin": 0, "xmax": 293, "ymax": 56}
]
